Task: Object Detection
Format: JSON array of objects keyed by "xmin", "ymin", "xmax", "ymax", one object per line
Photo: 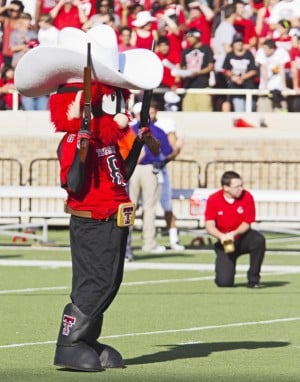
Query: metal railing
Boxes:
[
  {"xmin": 28, "ymin": 158, "xmax": 60, "ymax": 186},
  {"xmin": 203, "ymin": 160, "xmax": 300, "ymax": 190},
  {"xmin": 0, "ymin": 158, "xmax": 23, "ymax": 186},
  {"xmin": 9, "ymin": 88, "xmax": 299, "ymax": 113}
]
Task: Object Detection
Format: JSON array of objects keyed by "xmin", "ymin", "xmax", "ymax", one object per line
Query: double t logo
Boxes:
[{"xmin": 62, "ymin": 314, "xmax": 76, "ymax": 336}]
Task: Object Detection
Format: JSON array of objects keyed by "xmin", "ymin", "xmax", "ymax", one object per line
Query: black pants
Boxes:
[
  {"xmin": 214, "ymin": 229, "xmax": 265, "ymax": 287},
  {"xmin": 69, "ymin": 216, "xmax": 129, "ymax": 319}
]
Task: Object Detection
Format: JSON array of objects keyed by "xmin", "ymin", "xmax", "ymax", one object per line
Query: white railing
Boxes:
[
  {"xmin": 8, "ymin": 88, "xmax": 298, "ymax": 113},
  {"xmin": 168, "ymin": 88, "xmax": 297, "ymax": 113}
]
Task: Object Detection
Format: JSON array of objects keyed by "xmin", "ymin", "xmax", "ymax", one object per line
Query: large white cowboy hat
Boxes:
[{"xmin": 15, "ymin": 24, "xmax": 163, "ymax": 97}]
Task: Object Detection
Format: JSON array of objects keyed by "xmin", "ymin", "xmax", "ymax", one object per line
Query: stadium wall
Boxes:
[{"xmin": 0, "ymin": 111, "xmax": 299, "ymax": 185}]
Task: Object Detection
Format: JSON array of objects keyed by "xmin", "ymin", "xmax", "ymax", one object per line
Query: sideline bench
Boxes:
[
  {"xmin": 0, "ymin": 186, "xmax": 67, "ymax": 243},
  {"xmin": 171, "ymin": 188, "xmax": 300, "ymax": 235},
  {"xmin": 1, "ymin": 185, "xmax": 300, "ymax": 244}
]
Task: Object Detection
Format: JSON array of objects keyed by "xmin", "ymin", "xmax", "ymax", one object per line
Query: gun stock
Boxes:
[
  {"xmin": 79, "ymin": 42, "xmax": 92, "ymax": 164},
  {"xmin": 138, "ymin": 41, "xmax": 160, "ymax": 156},
  {"xmin": 139, "ymin": 40, "xmax": 155, "ymax": 129}
]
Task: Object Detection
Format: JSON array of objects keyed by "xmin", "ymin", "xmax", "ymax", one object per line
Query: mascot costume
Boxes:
[{"xmin": 15, "ymin": 25, "xmax": 163, "ymax": 372}]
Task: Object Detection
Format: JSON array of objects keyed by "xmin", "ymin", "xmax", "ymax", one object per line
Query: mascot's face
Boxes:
[
  {"xmin": 49, "ymin": 82, "xmax": 131, "ymax": 146},
  {"xmin": 49, "ymin": 83, "xmax": 130, "ymax": 132}
]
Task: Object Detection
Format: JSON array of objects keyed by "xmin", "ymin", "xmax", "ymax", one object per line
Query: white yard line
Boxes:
[
  {"xmin": 1, "ymin": 259, "xmax": 300, "ymax": 274},
  {"xmin": 0, "ymin": 267, "xmax": 297, "ymax": 296},
  {"xmin": 0, "ymin": 276, "xmax": 216, "ymax": 295},
  {"xmin": 0, "ymin": 286, "xmax": 69, "ymax": 295},
  {"xmin": 0, "ymin": 317, "xmax": 299, "ymax": 349},
  {"xmin": 0, "ymin": 263, "xmax": 298, "ymax": 296}
]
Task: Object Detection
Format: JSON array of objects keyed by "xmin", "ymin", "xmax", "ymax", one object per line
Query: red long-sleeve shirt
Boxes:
[{"xmin": 58, "ymin": 133, "xmax": 130, "ymax": 219}]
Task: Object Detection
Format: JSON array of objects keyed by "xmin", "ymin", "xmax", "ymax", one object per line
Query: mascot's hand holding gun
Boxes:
[
  {"xmin": 14, "ymin": 25, "xmax": 163, "ymax": 372},
  {"xmin": 78, "ymin": 42, "xmax": 92, "ymax": 165}
]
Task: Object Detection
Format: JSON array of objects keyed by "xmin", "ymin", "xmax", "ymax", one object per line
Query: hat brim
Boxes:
[
  {"xmin": 15, "ymin": 26, "xmax": 163, "ymax": 97},
  {"xmin": 131, "ymin": 17, "xmax": 156, "ymax": 27}
]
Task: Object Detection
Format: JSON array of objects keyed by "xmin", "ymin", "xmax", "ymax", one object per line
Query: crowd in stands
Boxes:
[{"xmin": 0, "ymin": 0, "xmax": 300, "ymax": 111}]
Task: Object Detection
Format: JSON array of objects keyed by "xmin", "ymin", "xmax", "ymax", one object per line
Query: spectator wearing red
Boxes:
[
  {"xmin": 249, "ymin": 0, "xmax": 264, "ymax": 14},
  {"xmin": 130, "ymin": 10, "xmax": 158, "ymax": 49},
  {"xmin": 50, "ymin": 0, "xmax": 87, "ymax": 30},
  {"xmin": 234, "ymin": 0, "xmax": 257, "ymax": 51},
  {"xmin": 154, "ymin": 36, "xmax": 182, "ymax": 108},
  {"xmin": 273, "ymin": 19, "xmax": 293, "ymax": 52},
  {"xmin": 0, "ymin": 0, "xmax": 24, "ymax": 68},
  {"xmin": 153, "ymin": 0, "xmax": 186, "ymax": 34},
  {"xmin": 35, "ymin": 0, "xmax": 57, "ymax": 15},
  {"xmin": 120, "ymin": 2, "xmax": 144, "ymax": 29},
  {"xmin": 156, "ymin": 36, "xmax": 181, "ymax": 87},
  {"xmin": 185, "ymin": 1, "xmax": 214, "ymax": 46},
  {"xmin": 156, "ymin": 7, "xmax": 184, "ymax": 58},
  {"xmin": 0, "ymin": 66, "xmax": 19, "ymax": 110},
  {"xmin": 82, "ymin": 0, "xmax": 121, "ymax": 31},
  {"xmin": 290, "ymin": 34, "xmax": 300, "ymax": 111},
  {"xmin": 118, "ymin": 25, "xmax": 135, "ymax": 51},
  {"xmin": 255, "ymin": 0, "xmax": 280, "ymax": 47}
]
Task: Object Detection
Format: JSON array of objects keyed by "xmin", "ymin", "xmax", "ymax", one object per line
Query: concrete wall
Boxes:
[{"xmin": 1, "ymin": 110, "xmax": 299, "ymax": 185}]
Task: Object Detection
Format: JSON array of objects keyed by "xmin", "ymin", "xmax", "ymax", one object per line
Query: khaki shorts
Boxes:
[
  {"xmin": 182, "ymin": 92, "xmax": 212, "ymax": 112},
  {"xmin": 257, "ymin": 96, "xmax": 287, "ymax": 112}
]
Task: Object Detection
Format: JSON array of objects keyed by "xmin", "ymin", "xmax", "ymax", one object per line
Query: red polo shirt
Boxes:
[{"xmin": 205, "ymin": 189, "xmax": 256, "ymax": 233}]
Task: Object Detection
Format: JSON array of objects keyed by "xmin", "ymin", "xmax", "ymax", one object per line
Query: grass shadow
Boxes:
[
  {"xmin": 132, "ymin": 253, "xmax": 194, "ymax": 261},
  {"xmin": 234, "ymin": 281, "xmax": 289, "ymax": 288},
  {"xmin": 0, "ymin": 254, "xmax": 23, "ymax": 259},
  {"xmin": 125, "ymin": 340, "xmax": 290, "ymax": 365}
]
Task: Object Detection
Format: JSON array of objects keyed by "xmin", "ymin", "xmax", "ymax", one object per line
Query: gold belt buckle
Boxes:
[{"xmin": 117, "ymin": 202, "xmax": 136, "ymax": 227}]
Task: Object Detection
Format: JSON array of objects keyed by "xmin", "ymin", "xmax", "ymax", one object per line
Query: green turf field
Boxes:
[{"xmin": 0, "ymin": 229, "xmax": 299, "ymax": 382}]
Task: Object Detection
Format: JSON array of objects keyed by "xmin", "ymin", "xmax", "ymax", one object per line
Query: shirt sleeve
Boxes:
[
  {"xmin": 243, "ymin": 192, "xmax": 256, "ymax": 223},
  {"xmin": 222, "ymin": 53, "xmax": 232, "ymax": 71},
  {"xmin": 57, "ymin": 133, "xmax": 77, "ymax": 187},
  {"xmin": 159, "ymin": 130, "xmax": 173, "ymax": 157},
  {"xmin": 204, "ymin": 195, "xmax": 216, "ymax": 221}
]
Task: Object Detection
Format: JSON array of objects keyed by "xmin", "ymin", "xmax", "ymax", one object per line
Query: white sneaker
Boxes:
[
  {"xmin": 142, "ymin": 245, "xmax": 166, "ymax": 254},
  {"xmin": 125, "ymin": 254, "xmax": 134, "ymax": 262},
  {"xmin": 170, "ymin": 243, "xmax": 185, "ymax": 251}
]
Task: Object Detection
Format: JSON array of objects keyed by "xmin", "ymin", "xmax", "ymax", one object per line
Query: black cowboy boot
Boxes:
[
  {"xmin": 88, "ymin": 314, "xmax": 124, "ymax": 368},
  {"xmin": 53, "ymin": 303, "xmax": 103, "ymax": 372}
]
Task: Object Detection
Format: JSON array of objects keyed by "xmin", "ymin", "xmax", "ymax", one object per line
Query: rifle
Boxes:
[
  {"xmin": 79, "ymin": 42, "xmax": 92, "ymax": 164},
  {"xmin": 139, "ymin": 40, "xmax": 155, "ymax": 129},
  {"xmin": 138, "ymin": 40, "xmax": 160, "ymax": 157}
]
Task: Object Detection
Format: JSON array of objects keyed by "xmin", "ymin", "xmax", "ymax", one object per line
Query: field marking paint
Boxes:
[
  {"xmin": 0, "ymin": 259, "xmax": 72, "ymax": 268},
  {"xmin": 0, "ymin": 268, "xmax": 294, "ymax": 295},
  {"xmin": 0, "ymin": 286, "xmax": 69, "ymax": 295},
  {"xmin": 1, "ymin": 259, "xmax": 300, "ymax": 274},
  {"xmin": 0, "ymin": 317, "xmax": 299, "ymax": 349},
  {"xmin": 177, "ymin": 341, "xmax": 205, "ymax": 345},
  {"xmin": 1, "ymin": 245, "xmax": 300, "ymax": 256},
  {"xmin": 0, "ymin": 265, "xmax": 298, "ymax": 295}
]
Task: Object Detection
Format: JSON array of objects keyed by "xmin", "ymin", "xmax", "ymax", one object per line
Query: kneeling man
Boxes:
[{"xmin": 204, "ymin": 171, "xmax": 265, "ymax": 288}]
